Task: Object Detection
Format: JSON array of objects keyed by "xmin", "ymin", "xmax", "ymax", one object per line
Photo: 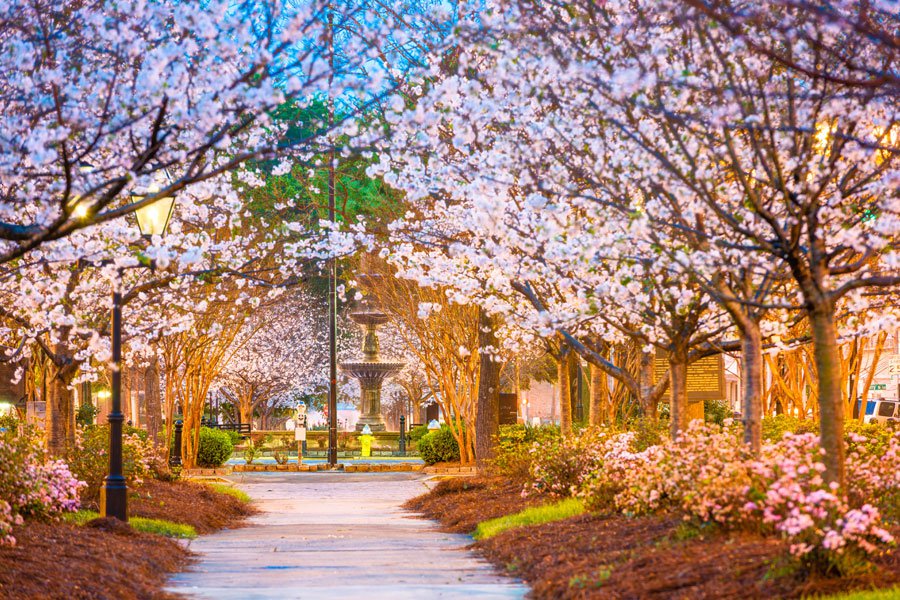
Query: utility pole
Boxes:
[{"xmin": 326, "ymin": 6, "xmax": 338, "ymax": 468}]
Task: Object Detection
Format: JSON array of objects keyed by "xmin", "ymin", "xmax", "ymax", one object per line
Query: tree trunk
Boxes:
[
  {"xmin": 144, "ymin": 357, "xmax": 162, "ymax": 445},
  {"xmin": 669, "ymin": 348, "xmax": 689, "ymax": 439},
  {"xmin": 46, "ymin": 364, "xmax": 76, "ymax": 455},
  {"xmin": 45, "ymin": 338, "xmax": 78, "ymax": 456},
  {"xmin": 557, "ymin": 347, "xmax": 574, "ymax": 435},
  {"xmin": 639, "ymin": 350, "xmax": 658, "ymax": 421},
  {"xmin": 809, "ymin": 305, "xmax": 846, "ymax": 487},
  {"xmin": 589, "ymin": 363, "xmax": 605, "ymax": 426},
  {"xmin": 239, "ymin": 397, "xmax": 253, "ymax": 428},
  {"xmin": 475, "ymin": 310, "xmax": 501, "ymax": 469},
  {"xmin": 741, "ymin": 324, "xmax": 763, "ymax": 454},
  {"xmin": 570, "ymin": 354, "xmax": 582, "ymax": 424}
]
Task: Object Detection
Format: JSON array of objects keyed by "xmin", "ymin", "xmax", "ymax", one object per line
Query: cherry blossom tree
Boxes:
[{"xmin": 369, "ymin": 0, "xmax": 898, "ymax": 484}]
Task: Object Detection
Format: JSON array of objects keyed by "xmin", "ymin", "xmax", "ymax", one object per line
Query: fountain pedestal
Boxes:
[{"xmin": 340, "ymin": 311, "xmax": 404, "ymax": 432}]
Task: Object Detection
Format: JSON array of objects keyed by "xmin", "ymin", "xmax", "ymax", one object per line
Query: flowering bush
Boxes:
[
  {"xmin": 0, "ymin": 429, "xmax": 84, "ymax": 545},
  {"xmin": 846, "ymin": 430, "xmax": 900, "ymax": 523},
  {"xmin": 67, "ymin": 425, "xmax": 158, "ymax": 506},
  {"xmin": 527, "ymin": 427, "xmax": 615, "ymax": 498},
  {"xmin": 614, "ymin": 422, "xmax": 754, "ymax": 522},
  {"xmin": 529, "ymin": 421, "xmax": 897, "ymax": 572}
]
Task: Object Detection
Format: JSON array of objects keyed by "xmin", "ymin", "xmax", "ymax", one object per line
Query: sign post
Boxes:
[
  {"xmin": 652, "ymin": 351, "xmax": 726, "ymax": 421},
  {"xmin": 295, "ymin": 403, "xmax": 307, "ymax": 465}
]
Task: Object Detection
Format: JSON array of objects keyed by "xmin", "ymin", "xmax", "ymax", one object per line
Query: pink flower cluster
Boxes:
[
  {"xmin": 528, "ymin": 421, "xmax": 897, "ymax": 563},
  {"xmin": 0, "ymin": 430, "xmax": 85, "ymax": 546}
]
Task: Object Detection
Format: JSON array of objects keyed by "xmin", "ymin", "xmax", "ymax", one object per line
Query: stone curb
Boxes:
[
  {"xmin": 421, "ymin": 465, "xmax": 477, "ymax": 475},
  {"xmin": 182, "ymin": 467, "xmax": 233, "ymax": 476}
]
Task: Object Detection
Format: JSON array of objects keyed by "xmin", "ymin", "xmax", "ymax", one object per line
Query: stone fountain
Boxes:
[{"xmin": 340, "ymin": 308, "xmax": 404, "ymax": 432}]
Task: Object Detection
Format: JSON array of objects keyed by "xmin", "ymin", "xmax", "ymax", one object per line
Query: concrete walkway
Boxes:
[{"xmin": 168, "ymin": 472, "xmax": 529, "ymax": 599}]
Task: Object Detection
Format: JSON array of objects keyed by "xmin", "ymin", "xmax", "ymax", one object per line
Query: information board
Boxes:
[
  {"xmin": 653, "ymin": 351, "xmax": 726, "ymax": 401},
  {"xmin": 499, "ymin": 393, "xmax": 519, "ymax": 425}
]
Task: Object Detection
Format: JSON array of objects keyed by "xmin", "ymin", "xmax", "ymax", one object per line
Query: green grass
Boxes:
[
  {"xmin": 63, "ymin": 510, "xmax": 197, "ymax": 539},
  {"xmin": 814, "ymin": 587, "xmax": 900, "ymax": 600},
  {"xmin": 473, "ymin": 498, "xmax": 585, "ymax": 540},
  {"xmin": 205, "ymin": 482, "xmax": 252, "ymax": 504},
  {"xmin": 62, "ymin": 509, "xmax": 100, "ymax": 527}
]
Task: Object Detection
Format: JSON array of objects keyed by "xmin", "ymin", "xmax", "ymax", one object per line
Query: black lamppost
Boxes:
[
  {"xmin": 100, "ymin": 179, "xmax": 175, "ymax": 521},
  {"xmin": 326, "ymin": 8, "xmax": 339, "ymax": 468}
]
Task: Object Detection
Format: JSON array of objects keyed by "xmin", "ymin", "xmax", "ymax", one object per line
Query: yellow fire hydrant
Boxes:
[{"xmin": 359, "ymin": 424, "xmax": 373, "ymax": 457}]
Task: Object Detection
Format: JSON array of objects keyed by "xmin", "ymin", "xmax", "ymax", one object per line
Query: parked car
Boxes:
[{"xmin": 861, "ymin": 398, "xmax": 900, "ymax": 424}]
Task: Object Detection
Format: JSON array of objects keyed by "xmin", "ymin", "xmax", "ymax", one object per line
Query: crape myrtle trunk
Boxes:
[{"xmin": 557, "ymin": 347, "xmax": 574, "ymax": 435}]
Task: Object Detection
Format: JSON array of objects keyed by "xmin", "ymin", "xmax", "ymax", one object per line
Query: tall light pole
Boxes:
[
  {"xmin": 326, "ymin": 7, "xmax": 338, "ymax": 468},
  {"xmin": 100, "ymin": 179, "xmax": 175, "ymax": 521}
]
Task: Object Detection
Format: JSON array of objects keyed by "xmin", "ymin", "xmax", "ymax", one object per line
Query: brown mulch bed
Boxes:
[
  {"xmin": 409, "ymin": 476, "xmax": 900, "ymax": 599},
  {"xmin": 0, "ymin": 479, "xmax": 256, "ymax": 599},
  {"xmin": 0, "ymin": 519, "xmax": 191, "ymax": 599},
  {"xmin": 131, "ymin": 479, "xmax": 257, "ymax": 534},
  {"xmin": 404, "ymin": 476, "xmax": 537, "ymax": 533}
]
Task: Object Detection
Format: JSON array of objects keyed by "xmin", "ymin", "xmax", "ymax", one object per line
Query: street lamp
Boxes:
[
  {"xmin": 100, "ymin": 176, "xmax": 175, "ymax": 522},
  {"xmin": 130, "ymin": 177, "xmax": 175, "ymax": 237}
]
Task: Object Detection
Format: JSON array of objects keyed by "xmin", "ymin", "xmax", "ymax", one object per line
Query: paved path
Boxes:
[{"xmin": 168, "ymin": 472, "xmax": 528, "ymax": 599}]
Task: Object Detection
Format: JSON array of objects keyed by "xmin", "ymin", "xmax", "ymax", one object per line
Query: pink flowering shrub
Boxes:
[
  {"xmin": 67, "ymin": 425, "xmax": 158, "ymax": 506},
  {"xmin": 526, "ymin": 427, "xmax": 614, "ymax": 498},
  {"xmin": 530, "ymin": 421, "xmax": 896, "ymax": 572},
  {"xmin": 613, "ymin": 421, "xmax": 754, "ymax": 522},
  {"xmin": 745, "ymin": 433, "xmax": 894, "ymax": 570},
  {"xmin": 845, "ymin": 430, "xmax": 900, "ymax": 522},
  {"xmin": 0, "ymin": 428, "xmax": 84, "ymax": 546}
]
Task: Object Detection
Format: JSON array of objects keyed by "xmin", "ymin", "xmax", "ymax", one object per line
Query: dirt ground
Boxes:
[
  {"xmin": 0, "ymin": 519, "xmax": 190, "ymax": 600},
  {"xmin": 404, "ymin": 476, "xmax": 537, "ymax": 533},
  {"xmin": 410, "ymin": 477, "xmax": 900, "ymax": 599},
  {"xmin": 0, "ymin": 479, "xmax": 255, "ymax": 599}
]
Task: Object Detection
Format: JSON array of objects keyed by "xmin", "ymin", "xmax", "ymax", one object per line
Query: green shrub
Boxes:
[
  {"xmin": 492, "ymin": 424, "xmax": 561, "ymax": 480},
  {"xmin": 408, "ymin": 425, "xmax": 429, "ymax": 442},
  {"xmin": 225, "ymin": 430, "xmax": 242, "ymax": 446},
  {"xmin": 703, "ymin": 400, "xmax": 732, "ymax": 426},
  {"xmin": 243, "ymin": 439, "xmax": 262, "ymax": 464},
  {"xmin": 761, "ymin": 415, "xmax": 890, "ymax": 446},
  {"xmin": 417, "ymin": 426, "xmax": 460, "ymax": 465},
  {"xmin": 761, "ymin": 415, "xmax": 818, "ymax": 441},
  {"xmin": 196, "ymin": 427, "xmax": 233, "ymax": 467},
  {"xmin": 75, "ymin": 403, "xmax": 99, "ymax": 427},
  {"xmin": 0, "ymin": 412, "xmax": 19, "ymax": 432}
]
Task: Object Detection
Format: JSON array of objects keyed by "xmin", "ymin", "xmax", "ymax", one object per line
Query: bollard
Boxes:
[
  {"xmin": 170, "ymin": 420, "xmax": 183, "ymax": 469},
  {"xmin": 399, "ymin": 415, "xmax": 406, "ymax": 455}
]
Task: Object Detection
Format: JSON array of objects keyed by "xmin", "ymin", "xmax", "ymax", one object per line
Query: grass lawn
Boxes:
[
  {"xmin": 474, "ymin": 498, "xmax": 585, "ymax": 540},
  {"xmin": 205, "ymin": 482, "xmax": 252, "ymax": 504},
  {"xmin": 819, "ymin": 588, "xmax": 900, "ymax": 599},
  {"xmin": 64, "ymin": 510, "xmax": 197, "ymax": 539}
]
